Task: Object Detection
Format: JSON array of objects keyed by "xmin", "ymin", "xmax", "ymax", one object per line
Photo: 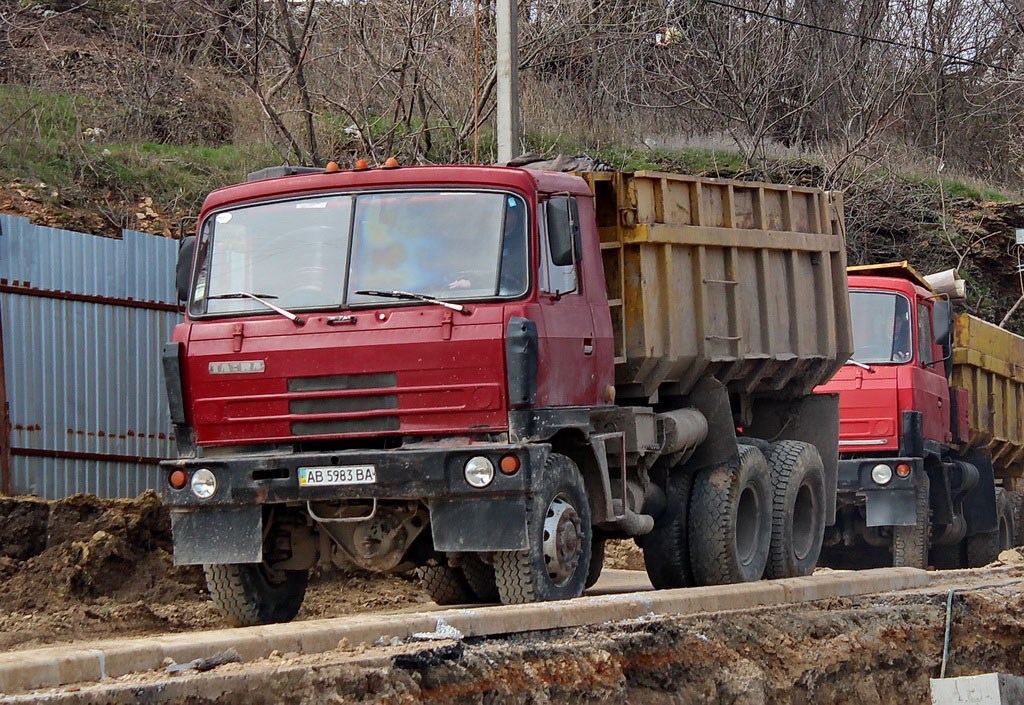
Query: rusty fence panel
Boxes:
[{"xmin": 0, "ymin": 214, "xmax": 179, "ymax": 499}]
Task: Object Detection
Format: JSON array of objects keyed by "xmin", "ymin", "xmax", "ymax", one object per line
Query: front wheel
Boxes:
[
  {"xmin": 892, "ymin": 473, "xmax": 930, "ymax": 568},
  {"xmin": 204, "ymin": 563, "xmax": 308, "ymax": 626},
  {"xmin": 493, "ymin": 453, "xmax": 592, "ymax": 604}
]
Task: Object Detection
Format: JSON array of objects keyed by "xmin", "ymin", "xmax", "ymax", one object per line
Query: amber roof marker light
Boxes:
[
  {"xmin": 325, "ymin": 161, "xmax": 341, "ymax": 172},
  {"xmin": 354, "ymin": 159, "xmax": 369, "ymax": 170},
  {"xmin": 383, "ymin": 157, "xmax": 400, "ymax": 169}
]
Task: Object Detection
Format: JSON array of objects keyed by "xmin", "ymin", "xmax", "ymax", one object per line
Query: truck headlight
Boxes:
[
  {"xmin": 871, "ymin": 463, "xmax": 893, "ymax": 486},
  {"xmin": 191, "ymin": 468, "xmax": 218, "ymax": 499},
  {"xmin": 464, "ymin": 457, "xmax": 495, "ymax": 488}
]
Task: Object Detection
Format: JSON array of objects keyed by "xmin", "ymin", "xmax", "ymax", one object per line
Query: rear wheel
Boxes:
[
  {"xmin": 965, "ymin": 487, "xmax": 1013, "ymax": 567},
  {"xmin": 762, "ymin": 441, "xmax": 827, "ymax": 579},
  {"xmin": 893, "ymin": 473, "xmax": 930, "ymax": 569},
  {"xmin": 204, "ymin": 563, "xmax": 308, "ymax": 627},
  {"xmin": 585, "ymin": 536, "xmax": 605, "ymax": 589},
  {"xmin": 493, "ymin": 453, "xmax": 592, "ymax": 604},
  {"xmin": 1008, "ymin": 490, "xmax": 1024, "ymax": 547},
  {"xmin": 416, "ymin": 563, "xmax": 475, "ymax": 605},
  {"xmin": 688, "ymin": 445, "xmax": 772, "ymax": 585},
  {"xmin": 460, "ymin": 554, "xmax": 500, "ymax": 602},
  {"xmin": 640, "ymin": 471, "xmax": 694, "ymax": 589}
]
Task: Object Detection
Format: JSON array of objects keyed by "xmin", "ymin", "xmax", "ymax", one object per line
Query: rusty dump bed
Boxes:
[
  {"xmin": 952, "ymin": 313, "xmax": 1024, "ymax": 478},
  {"xmin": 580, "ymin": 171, "xmax": 853, "ymax": 400}
]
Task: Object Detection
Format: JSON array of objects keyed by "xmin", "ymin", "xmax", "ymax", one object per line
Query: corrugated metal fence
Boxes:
[{"xmin": 0, "ymin": 214, "xmax": 179, "ymax": 498}]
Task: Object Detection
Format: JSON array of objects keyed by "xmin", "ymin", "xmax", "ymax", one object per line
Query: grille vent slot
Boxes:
[
  {"xmin": 288, "ymin": 373, "xmax": 396, "ymax": 392},
  {"xmin": 290, "ymin": 395, "xmax": 398, "ymax": 415},
  {"xmin": 292, "ymin": 418, "xmax": 400, "ymax": 436}
]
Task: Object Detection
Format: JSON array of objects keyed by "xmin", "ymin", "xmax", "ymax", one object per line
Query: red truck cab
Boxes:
[
  {"xmin": 162, "ymin": 165, "xmax": 616, "ymax": 614},
  {"xmin": 816, "ymin": 264, "xmax": 994, "ymax": 568}
]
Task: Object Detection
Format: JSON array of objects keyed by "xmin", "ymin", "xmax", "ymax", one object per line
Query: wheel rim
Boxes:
[
  {"xmin": 736, "ymin": 485, "xmax": 760, "ymax": 566},
  {"xmin": 543, "ymin": 494, "xmax": 583, "ymax": 586},
  {"xmin": 1000, "ymin": 515, "xmax": 1012, "ymax": 551},
  {"xmin": 792, "ymin": 483, "xmax": 817, "ymax": 560}
]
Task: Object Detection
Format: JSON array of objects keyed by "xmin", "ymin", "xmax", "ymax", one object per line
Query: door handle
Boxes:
[{"xmin": 583, "ymin": 338, "xmax": 594, "ymax": 355}]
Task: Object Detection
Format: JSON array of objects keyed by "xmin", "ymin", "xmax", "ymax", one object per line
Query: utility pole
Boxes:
[{"xmin": 496, "ymin": 0, "xmax": 520, "ymax": 164}]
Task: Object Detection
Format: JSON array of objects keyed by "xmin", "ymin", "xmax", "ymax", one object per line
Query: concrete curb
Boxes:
[{"xmin": 0, "ymin": 567, "xmax": 930, "ymax": 695}]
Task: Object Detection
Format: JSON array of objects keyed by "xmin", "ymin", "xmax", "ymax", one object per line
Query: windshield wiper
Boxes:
[
  {"xmin": 356, "ymin": 290, "xmax": 471, "ymax": 315},
  {"xmin": 846, "ymin": 357, "xmax": 876, "ymax": 373},
  {"xmin": 208, "ymin": 291, "xmax": 305, "ymax": 326}
]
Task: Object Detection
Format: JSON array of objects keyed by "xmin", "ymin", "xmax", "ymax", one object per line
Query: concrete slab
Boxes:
[
  {"xmin": 931, "ymin": 673, "xmax": 1024, "ymax": 704},
  {"xmin": 0, "ymin": 566, "xmax": 931, "ymax": 695}
]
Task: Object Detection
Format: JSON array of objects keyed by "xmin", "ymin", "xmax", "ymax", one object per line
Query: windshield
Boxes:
[
  {"xmin": 189, "ymin": 190, "xmax": 529, "ymax": 317},
  {"xmin": 849, "ymin": 290, "xmax": 913, "ymax": 364}
]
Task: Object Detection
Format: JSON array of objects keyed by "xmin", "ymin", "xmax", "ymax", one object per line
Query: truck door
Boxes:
[
  {"xmin": 912, "ymin": 300, "xmax": 951, "ymax": 443},
  {"xmin": 532, "ymin": 196, "xmax": 602, "ymax": 406}
]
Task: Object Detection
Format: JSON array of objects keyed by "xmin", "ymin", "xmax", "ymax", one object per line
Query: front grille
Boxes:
[
  {"xmin": 288, "ymin": 373, "xmax": 397, "ymax": 392},
  {"xmin": 290, "ymin": 394, "xmax": 398, "ymax": 415},
  {"xmin": 292, "ymin": 417, "xmax": 400, "ymax": 436},
  {"xmin": 288, "ymin": 372, "xmax": 400, "ymax": 437}
]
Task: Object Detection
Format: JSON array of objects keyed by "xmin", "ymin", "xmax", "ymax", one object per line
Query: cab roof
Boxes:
[{"xmin": 199, "ymin": 164, "xmax": 594, "ymax": 218}]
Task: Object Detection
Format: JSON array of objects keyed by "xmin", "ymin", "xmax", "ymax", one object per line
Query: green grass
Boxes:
[{"xmin": 920, "ymin": 176, "xmax": 1010, "ymax": 202}]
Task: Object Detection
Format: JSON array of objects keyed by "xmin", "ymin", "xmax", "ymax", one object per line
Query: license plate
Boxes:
[{"xmin": 298, "ymin": 465, "xmax": 377, "ymax": 487}]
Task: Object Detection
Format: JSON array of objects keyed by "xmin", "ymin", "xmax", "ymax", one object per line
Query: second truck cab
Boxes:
[{"xmin": 818, "ymin": 263, "xmax": 1014, "ymax": 569}]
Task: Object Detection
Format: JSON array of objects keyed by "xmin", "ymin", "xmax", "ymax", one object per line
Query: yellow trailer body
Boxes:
[
  {"xmin": 952, "ymin": 313, "xmax": 1024, "ymax": 478},
  {"xmin": 581, "ymin": 171, "xmax": 853, "ymax": 401}
]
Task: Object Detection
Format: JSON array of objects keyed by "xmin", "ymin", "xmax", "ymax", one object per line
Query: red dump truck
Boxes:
[
  {"xmin": 162, "ymin": 164, "xmax": 853, "ymax": 625},
  {"xmin": 817, "ymin": 262, "xmax": 1024, "ymax": 569}
]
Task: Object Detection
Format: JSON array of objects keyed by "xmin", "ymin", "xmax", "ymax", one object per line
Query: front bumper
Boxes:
[
  {"xmin": 161, "ymin": 443, "xmax": 548, "ymax": 565},
  {"xmin": 837, "ymin": 456, "xmax": 924, "ymax": 527},
  {"xmin": 161, "ymin": 443, "xmax": 546, "ymax": 506}
]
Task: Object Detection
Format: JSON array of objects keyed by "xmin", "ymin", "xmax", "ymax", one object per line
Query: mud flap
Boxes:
[
  {"xmin": 170, "ymin": 506, "xmax": 262, "ymax": 565},
  {"xmin": 429, "ymin": 497, "xmax": 529, "ymax": 552},
  {"xmin": 859, "ymin": 489, "xmax": 917, "ymax": 527}
]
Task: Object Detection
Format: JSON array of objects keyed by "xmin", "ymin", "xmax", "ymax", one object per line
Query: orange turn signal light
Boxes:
[
  {"xmin": 325, "ymin": 161, "xmax": 341, "ymax": 172},
  {"xmin": 383, "ymin": 157, "xmax": 399, "ymax": 168},
  {"xmin": 354, "ymin": 159, "xmax": 369, "ymax": 170},
  {"xmin": 500, "ymin": 454, "xmax": 521, "ymax": 475},
  {"xmin": 895, "ymin": 463, "xmax": 912, "ymax": 478},
  {"xmin": 169, "ymin": 469, "xmax": 188, "ymax": 489}
]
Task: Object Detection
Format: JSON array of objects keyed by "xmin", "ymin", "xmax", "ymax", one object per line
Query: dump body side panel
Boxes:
[
  {"xmin": 583, "ymin": 172, "xmax": 852, "ymax": 401},
  {"xmin": 951, "ymin": 312, "xmax": 1024, "ymax": 478}
]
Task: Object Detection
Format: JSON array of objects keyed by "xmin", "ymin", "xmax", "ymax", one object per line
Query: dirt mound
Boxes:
[
  {"xmin": 0, "ymin": 493, "xmax": 427, "ymax": 651},
  {"xmin": 604, "ymin": 539, "xmax": 645, "ymax": 571},
  {"xmin": 0, "ymin": 491, "xmax": 203, "ymax": 610}
]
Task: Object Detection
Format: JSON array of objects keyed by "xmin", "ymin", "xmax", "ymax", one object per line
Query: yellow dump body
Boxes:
[
  {"xmin": 580, "ymin": 171, "xmax": 853, "ymax": 401},
  {"xmin": 951, "ymin": 313, "xmax": 1024, "ymax": 478}
]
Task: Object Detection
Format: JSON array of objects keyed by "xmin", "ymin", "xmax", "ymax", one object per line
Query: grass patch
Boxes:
[{"xmin": 919, "ymin": 177, "xmax": 1010, "ymax": 202}]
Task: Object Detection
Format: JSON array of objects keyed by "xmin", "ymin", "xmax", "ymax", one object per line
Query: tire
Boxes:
[
  {"xmin": 965, "ymin": 487, "xmax": 1013, "ymax": 567},
  {"xmin": 585, "ymin": 536, "xmax": 605, "ymax": 589},
  {"xmin": 204, "ymin": 563, "xmax": 308, "ymax": 627},
  {"xmin": 688, "ymin": 444, "xmax": 772, "ymax": 585},
  {"xmin": 416, "ymin": 564, "xmax": 475, "ymax": 605},
  {"xmin": 460, "ymin": 554, "xmax": 500, "ymax": 602},
  {"xmin": 493, "ymin": 453, "xmax": 592, "ymax": 604},
  {"xmin": 1007, "ymin": 490, "xmax": 1024, "ymax": 547},
  {"xmin": 640, "ymin": 471, "xmax": 694, "ymax": 589},
  {"xmin": 762, "ymin": 441, "xmax": 827, "ymax": 579},
  {"xmin": 893, "ymin": 472, "xmax": 930, "ymax": 569}
]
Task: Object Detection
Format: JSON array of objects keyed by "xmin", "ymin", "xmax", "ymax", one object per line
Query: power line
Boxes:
[{"xmin": 702, "ymin": 0, "xmax": 1011, "ymax": 73}]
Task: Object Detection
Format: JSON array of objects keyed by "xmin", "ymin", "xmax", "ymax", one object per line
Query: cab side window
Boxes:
[{"xmin": 539, "ymin": 197, "xmax": 580, "ymax": 296}]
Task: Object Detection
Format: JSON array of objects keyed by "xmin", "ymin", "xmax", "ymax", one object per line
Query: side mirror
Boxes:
[
  {"xmin": 545, "ymin": 197, "xmax": 580, "ymax": 267},
  {"xmin": 933, "ymin": 299, "xmax": 952, "ymax": 348},
  {"xmin": 176, "ymin": 235, "xmax": 196, "ymax": 303},
  {"xmin": 928, "ymin": 298, "xmax": 954, "ymax": 369}
]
